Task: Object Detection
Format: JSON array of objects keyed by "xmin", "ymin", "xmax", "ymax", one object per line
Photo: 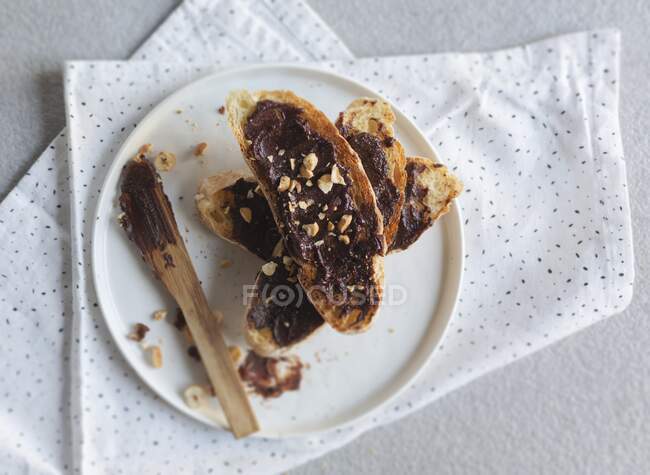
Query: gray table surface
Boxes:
[{"xmin": 1, "ymin": 0, "xmax": 648, "ymax": 473}]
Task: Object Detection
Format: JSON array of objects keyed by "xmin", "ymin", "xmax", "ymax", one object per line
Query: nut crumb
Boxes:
[
  {"xmin": 217, "ymin": 105, "xmax": 225, "ymax": 115},
  {"xmin": 152, "ymin": 310, "xmax": 167, "ymax": 321},
  {"xmin": 337, "ymin": 214, "xmax": 352, "ymax": 233},
  {"xmin": 184, "ymin": 384, "xmax": 208, "ymax": 409},
  {"xmin": 239, "ymin": 207, "xmax": 252, "ymax": 223},
  {"xmin": 228, "ymin": 345, "xmax": 242, "ymax": 364},
  {"xmin": 148, "ymin": 346, "xmax": 163, "ymax": 368},
  {"xmin": 317, "ymin": 174, "xmax": 333, "ymax": 194},
  {"xmin": 338, "ymin": 235, "xmax": 350, "ymax": 245},
  {"xmin": 289, "ymin": 158, "xmax": 296, "ymax": 170},
  {"xmin": 272, "ymin": 239, "xmax": 284, "ymax": 257},
  {"xmin": 154, "ymin": 151, "xmax": 176, "ymax": 171},
  {"xmin": 278, "ymin": 149, "xmax": 286, "ymax": 156},
  {"xmin": 261, "ymin": 261, "xmax": 278, "ymax": 276},
  {"xmin": 327, "ymin": 221, "xmax": 335, "ymax": 231},
  {"xmin": 277, "ymin": 176, "xmax": 291, "ymax": 192},
  {"xmin": 331, "ymin": 164, "xmax": 345, "ymax": 185},
  {"xmin": 220, "ymin": 259, "xmax": 232, "ymax": 269},
  {"xmin": 302, "ymin": 222, "xmax": 319, "ymax": 237},
  {"xmin": 127, "ymin": 323, "xmax": 150, "ymax": 342},
  {"xmin": 303, "ymin": 153, "xmax": 318, "ymax": 171},
  {"xmin": 137, "ymin": 143, "xmax": 153, "ymax": 157},
  {"xmin": 193, "ymin": 142, "xmax": 208, "ymax": 156}
]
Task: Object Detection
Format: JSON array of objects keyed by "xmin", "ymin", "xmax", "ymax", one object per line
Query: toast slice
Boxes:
[
  {"xmin": 336, "ymin": 98, "xmax": 406, "ymax": 246},
  {"xmin": 226, "ymin": 90, "xmax": 385, "ymax": 333},
  {"xmin": 195, "ymin": 170, "xmax": 280, "ymax": 260},
  {"xmin": 390, "ymin": 157, "xmax": 463, "ymax": 251}
]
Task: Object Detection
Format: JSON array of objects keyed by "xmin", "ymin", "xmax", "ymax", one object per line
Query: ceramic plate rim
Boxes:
[{"xmin": 91, "ymin": 63, "xmax": 464, "ymax": 438}]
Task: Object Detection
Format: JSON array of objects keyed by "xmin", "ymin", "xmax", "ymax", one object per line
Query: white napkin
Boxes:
[
  {"xmin": 0, "ymin": 0, "xmax": 351, "ymax": 473},
  {"xmin": 63, "ymin": 26, "xmax": 634, "ymax": 475}
]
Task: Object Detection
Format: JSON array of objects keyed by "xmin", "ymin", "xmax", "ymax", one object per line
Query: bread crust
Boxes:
[
  {"xmin": 226, "ymin": 90, "xmax": 385, "ymax": 333},
  {"xmin": 337, "ymin": 98, "xmax": 407, "ymax": 246}
]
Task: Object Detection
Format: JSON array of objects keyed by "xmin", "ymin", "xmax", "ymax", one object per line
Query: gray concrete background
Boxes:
[{"xmin": 1, "ymin": 1, "xmax": 648, "ymax": 473}]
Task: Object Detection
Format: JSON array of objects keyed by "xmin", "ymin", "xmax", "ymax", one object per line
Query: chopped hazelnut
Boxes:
[
  {"xmin": 318, "ymin": 174, "xmax": 333, "ymax": 194},
  {"xmin": 148, "ymin": 346, "xmax": 163, "ymax": 368},
  {"xmin": 302, "ymin": 222, "xmax": 319, "ymax": 237},
  {"xmin": 298, "ymin": 200, "xmax": 308, "ymax": 210},
  {"xmin": 338, "ymin": 235, "xmax": 351, "ymax": 245},
  {"xmin": 154, "ymin": 151, "xmax": 176, "ymax": 171},
  {"xmin": 278, "ymin": 149, "xmax": 286, "ymax": 156},
  {"xmin": 331, "ymin": 164, "xmax": 345, "ymax": 185},
  {"xmin": 277, "ymin": 176, "xmax": 291, "ymax": 192},
  {"xmin": 337, "ymin": 214, "xmax": 352, "ymax": 233},
  {"xmin": 318, "ymin": 212, "xmax": 326, "ymax": 220},
  {"xmin": 184, "ymin": 384, "xmax": 208, "ymax": 409},
  {"xmin": 152, "ymin": 310, "xmax": 167, "ymax": 321},
  {"xmin": 228, "ymin": 345, "xmax": 242, "ymax": 364},
  {"xmin": 303, "ymin": 152, "xmax": 318, "ymax": 171},
  {"xmin": 193, "ymin": 142, "xmax": 208, "ymax": 156},
  {"xmin": 127, "ymin": 323, "xmax": 150, "ymax": 342},
  {"xmin": 327, "ymin": 221, "xmax": 335, "ymax": 231},
  {"xmin": 239, "ymin": 207, "xmax": 252, "ymax": 223},
  {"xmin": 289, "ymin": 179, "xmax": 301, "ymax": 193},
  {"xmin": 267, "ymin": 155, "xmax": 274, "ymax": 162},
  {"xmin": 289, "ymin": 158, "xmax": 296, "ymax": 170},
  {"xmin": 138, "ymin": 143, "xmax": 153, "ymax": 157},
  {"xmin": 299, "ymin": 164, "xmax": 314, "ymax": 179},
  {"xmin": 272, "ymin": 239, "xmax": 284, "ymax": 257},
  {"xmin": 306, "ymin": 180, "xmax": 313, "ymax": 187},
  {"xmin": 315, "ymin": 240, "xmax": 324, "ymax": 246},
  {"xmin": 261, "ymin": 261, "xmax": 278, "ymax": 276}
]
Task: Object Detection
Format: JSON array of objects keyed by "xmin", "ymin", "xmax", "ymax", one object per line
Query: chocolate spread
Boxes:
[
  {"xmin": 243, "ymin": 100, "xmax": 383, "ymax": 321},
  {"xmin": 248, "ymin": 256, "xmax": 324, "ymax": 346},
  {"xmin": 238, "ymin": 351, "xmax": 302, "ymax": 398},
  {"xmin": 391, "ymin": 162, "xmax": 430, "ymax": 251},
  {"xmin": 119, "ymin": 158, "xmax": 178, "ymax": 255},
  {"xmin": 341, "ymin": 131, "xmax": 400, "ymax": 229},
  {"xmin": 229, "ymin": 178, "xmax": 281, "ymax": 260}
]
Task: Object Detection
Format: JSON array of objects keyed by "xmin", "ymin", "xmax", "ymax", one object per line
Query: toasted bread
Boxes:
[
  {"xmin": 390, "ymin": 157, "xmax": 463, "ymax": 251},
  {"xmin": 336, "ymin": 98, "xmax": 406, "ymax": 246},
  {"xmin": 226, "ymin": 90, "xmax": 385, "ymax": 333}
]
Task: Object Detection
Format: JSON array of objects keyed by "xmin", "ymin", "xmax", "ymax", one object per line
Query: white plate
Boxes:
[{"xmin": 92, "ymin": 64, "xmax": 463, "ymax": 438}]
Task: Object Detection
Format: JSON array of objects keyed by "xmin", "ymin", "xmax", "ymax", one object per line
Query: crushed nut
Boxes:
[
  {"xmin": 289, "ymin": 158, "xmax": 296, "ymax": 170},
  {"xmin": 288, "ymin": 202, "xmax": 297, "ymax": 212},
  {"xmin": 302, "ymin": 222, "xmax": 319, "ymax": 237},
  {"xmin": 277, "ymin": 176, "xmax": 291, "ymax": 192},
  {"xmin": 220, "ymin": 259, "xmax": 232, "ymax": 268},
  {"xmin": 337, "ymin": 214, "xmax": 352, "ymax": 233},
  {"xmin": 318, "ymin": 212, "xmax": 326, "ymax": 220},
  {"xmin": 306, "ymin": 180, "xmax": 313, "ymax": 187},
  {"xmin": 331, "ymin": 164, "xmax": 345, "ymax": 185},
  {"xmin": 228, "ymin": 345, "xmax": 242, "ymax": 364},
  {"xmin": 298, "ymin": 200, "xmax": 309, "ymax": 210},
  {"xmin": 184, "ymin": 384, "xmax": 208, "ymax": 409},
  {"xmin": 289, "ymin": 179, "xmax": 301, "ymax": 193},
  {"xmin": 239, "ymin": 207, "xmax": 252, "ymax": 223},
  {"xmin": 282, "ymin": 256, "xmax": 293, "ymax": 267},
  {"xmin": 138, "ymin": 143, "xmax": 153, "ymax": 157},
  {"xmin": 338, "ymin": 235, "xmax": 351, "ymax": 245},
  {"xmin": 299, "ymin": 164, "xmax": 313, "ymax": 179},
  {"xmin": 127, "ymin": 323, "xmax": 150, "ymax": 342},
  {"xmin": 272, "ymin": 239, "xmax": 284, "ymax": 257},
  {"xmin": 327, "ymin": 221, "xmax": 335, "ymax": 231},
  {"xmin": 152, "ymin": 310, "xmax": 167, "ymax": 321},
  {"xmin": 154, "ymin": 151, "xmax": 176, "ymax": 171},
  {"xmin": 246, "ymin": 189, "xmax": 254, "ymax": 199},
  {"xmin": 261, "ymin": 261, "xmax": 278, "ymax": 276},
  {"xmin": 318, "ymin": 174, "xmax": 333, "ymax": 194},
  {"xmin": 278, "ymin": 149, "xmax": 286, "ymax": 156},
  {"xmin": 267, "ymin": 155, "xmax": 274, "ymax": 162},
  {"xmin": 315, "ymin": 240, "xmax": 324, "ymax": 246},
  {"xmin": 193, "ymin": 142, "xmax": 208, "ymax": 156},
  {"xmin": 148, "ymin": 346, "xmax": 163, "ymax": 368},
  {"xmin": 322, "ymin": 204, "xmax": 329, "ymax": 211},
  {"xmin": 303, "ymin": 152, "xmax": 318, "ymax": 171}
]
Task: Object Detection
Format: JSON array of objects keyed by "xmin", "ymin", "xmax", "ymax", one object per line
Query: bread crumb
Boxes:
[
  {"xmin": 127, "ymin": 323, "xmax": 150, "ymax": 342},
  {"xmin": 152, "ymin": 310, "xmax": 167, "ymax": 321},
  {"xmin": 137, "ymin": 143, "xmax": 153, "ymax": 157},
  {"xmin": 154, "ymin": 151, "xmax": 176, "ymax": 171},
  {"xmin": 193, "ymin": 142, "xmax": 208, "ymax": 156},
  {"xmin": 148, "ymin": 346, "xmax": 163, "ymax": 368}
]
